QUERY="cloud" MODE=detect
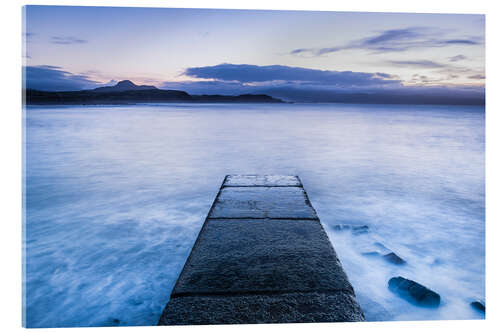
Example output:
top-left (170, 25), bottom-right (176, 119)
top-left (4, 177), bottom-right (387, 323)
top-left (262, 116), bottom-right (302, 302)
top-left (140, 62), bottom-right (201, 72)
top-left (291, 27), bottom-right (481, 56)
top-left (386, 58), bottom-right (483, 83)
top-left (443, 39), bottom-right (478, 45)
top-left (259, 85), bottom-right (484, 105)
top-left (467, 74), bottom-right (485, 80)
top-left (24, 62), bottom-right (483, 105)
top-left (160, 78), bottom-right (484, 105)
top-left (50, 36), bottom-right (88, 45)
top-left (183, 63), bottom-right (401, 87)
top-left (38, 65), bottom-right (62, 69)
top-left (374, 72), bottom-right (395, 79)
top-left (103, 79), bottom-right (119, 86)
top-left (386, 60), bottom-right (445, 68)
top-left (263, 84), bottom-right (472, 103)
top-left (449, 55), bottom-right (467, 62)
top-left (164, 63), bottom-right (484, 105)
top-left (161, 80), bottom-right (250, 95)
top-left (24, 65), bottom-right (102, 91)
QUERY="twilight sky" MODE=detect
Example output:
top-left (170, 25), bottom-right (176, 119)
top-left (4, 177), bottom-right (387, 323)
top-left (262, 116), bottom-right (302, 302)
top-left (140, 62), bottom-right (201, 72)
top-left (23, 5), bottom-right (485, 101)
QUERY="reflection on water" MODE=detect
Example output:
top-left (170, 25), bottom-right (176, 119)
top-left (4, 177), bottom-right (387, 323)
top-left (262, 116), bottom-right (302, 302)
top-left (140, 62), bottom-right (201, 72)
top-left (24, 103), bottom-right (485, 327)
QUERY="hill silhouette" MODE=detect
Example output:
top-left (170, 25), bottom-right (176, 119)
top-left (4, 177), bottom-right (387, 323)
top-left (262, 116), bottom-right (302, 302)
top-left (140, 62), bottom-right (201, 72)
top-left (93, 80), bottom-right (159, 92)
top-left (24, 80), bottom-right (284, 105)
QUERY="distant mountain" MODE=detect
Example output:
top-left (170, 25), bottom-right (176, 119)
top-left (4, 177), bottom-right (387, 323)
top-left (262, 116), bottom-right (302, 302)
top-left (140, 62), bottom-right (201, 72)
top-left (23, 81), bottom-right (285, 105)
top-left (93, 80), bottom-right (159, 92)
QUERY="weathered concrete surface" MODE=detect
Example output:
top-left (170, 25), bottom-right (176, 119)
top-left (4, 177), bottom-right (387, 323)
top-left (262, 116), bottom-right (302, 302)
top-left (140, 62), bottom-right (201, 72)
top-left (158, 175), bottom-right (364, 325)
top-left (224, 175), bottom-right (301, 187)
top-left (209, 187), bottom-right (318, 219)
top-left (160, 292), bottom-right (364, 325)
top-left (172, 219), bottom-right (353, 295)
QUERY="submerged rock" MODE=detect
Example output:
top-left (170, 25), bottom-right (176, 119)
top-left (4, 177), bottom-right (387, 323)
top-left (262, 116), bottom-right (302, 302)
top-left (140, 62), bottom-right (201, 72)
top-left (361, 251), bottom-right (382, 257)
top-left (470, 300), bottom-right (485, 313)
top-left (352, 225), bottom-right (370, 235)
top-left (360, 242), bottom-right (407, 265)
top-left (383, 252), bottom-right (406, 265)
top-left (388, 276), bottom-right (440, 307)
top-left (332, 224), bottom-right (352, 231)
top-left (373, 242), bottom-right (390, 253)
top-left (332, 224), bottom-right (369, 235)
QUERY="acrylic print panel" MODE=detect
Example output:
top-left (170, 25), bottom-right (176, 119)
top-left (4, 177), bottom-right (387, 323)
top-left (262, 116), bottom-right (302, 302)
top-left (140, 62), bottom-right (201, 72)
top-left (22, 5), bottom-right (485, 328)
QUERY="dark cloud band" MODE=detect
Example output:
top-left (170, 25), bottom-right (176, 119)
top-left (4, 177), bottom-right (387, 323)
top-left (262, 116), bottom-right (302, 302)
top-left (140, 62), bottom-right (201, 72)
top-left (184, 63), bottom-right (400, 87)
top-left (50, 36), bottom-right (88, 45)
top-left (24, 65), bottom-right (100, 91)
top-left (291, 27), bottom-right (481, 56)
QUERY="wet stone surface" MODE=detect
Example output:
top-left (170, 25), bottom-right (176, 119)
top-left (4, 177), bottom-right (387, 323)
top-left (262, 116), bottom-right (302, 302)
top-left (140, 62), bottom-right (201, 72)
top-left (160, 292), bottom-right (364, 325)
top-left (224, 175), bottom-right (301, 187)
top-left (172, 219), bottom-right (353, 296)
top-left (209, 186), bottom-right (318, 219)
top-left (159, 175), bottom-right (364, 325)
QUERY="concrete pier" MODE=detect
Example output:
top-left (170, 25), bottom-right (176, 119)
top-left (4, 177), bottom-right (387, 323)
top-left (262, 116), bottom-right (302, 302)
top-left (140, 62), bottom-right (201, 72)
top-left (158, 175), bottom-right (364, 325)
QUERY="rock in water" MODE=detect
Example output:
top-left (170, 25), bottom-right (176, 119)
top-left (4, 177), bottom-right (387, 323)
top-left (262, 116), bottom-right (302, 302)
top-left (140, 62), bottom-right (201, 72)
top-left (361, 251), bottom-right (382, 257)
top-left (332, 224), bottom-right (352, 231)
top-left (383, 252), bottom-right (406, 265)
top-left (470, 300), bottom-right (485, 313)
top-left (352, 225), bottom-right (370, 235)
top-left (388, 276), bottom-right (440, 307)
top-left (374, 242), bottom-right (390, 253)
top-left (332, 224), bottom-right (369, 235)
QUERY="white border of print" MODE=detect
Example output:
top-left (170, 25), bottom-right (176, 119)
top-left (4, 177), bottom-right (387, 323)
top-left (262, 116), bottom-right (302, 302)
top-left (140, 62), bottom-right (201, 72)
top-left (1, 1), bottom-right (497, 333)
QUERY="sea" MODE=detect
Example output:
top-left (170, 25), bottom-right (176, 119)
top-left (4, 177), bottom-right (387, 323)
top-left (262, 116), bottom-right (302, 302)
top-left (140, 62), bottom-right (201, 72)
top-left (23, 103), bottom-right (485, 327)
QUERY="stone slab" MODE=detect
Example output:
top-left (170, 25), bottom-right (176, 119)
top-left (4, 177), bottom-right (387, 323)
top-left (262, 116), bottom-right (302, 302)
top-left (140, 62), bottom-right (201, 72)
top-left (159, 175), bottom-right (364, 325)
top-left (208, 187), bottom-right (317, 219)
top-left (158, 291), bottom-right (365, 325)
top-left (172, 219), bottom-right (352, 296)
top-left (224, 175), bottom-right (301, 187)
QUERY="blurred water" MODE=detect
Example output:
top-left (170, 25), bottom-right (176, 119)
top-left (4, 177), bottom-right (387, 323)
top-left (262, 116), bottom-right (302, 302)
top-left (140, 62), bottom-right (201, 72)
top-left (23, 103), bottom-right (485, 327)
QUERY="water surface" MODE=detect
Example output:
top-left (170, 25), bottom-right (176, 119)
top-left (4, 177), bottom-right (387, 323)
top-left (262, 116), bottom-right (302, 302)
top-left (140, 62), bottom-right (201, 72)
top-left (24, 103), bottom-right (485, 327)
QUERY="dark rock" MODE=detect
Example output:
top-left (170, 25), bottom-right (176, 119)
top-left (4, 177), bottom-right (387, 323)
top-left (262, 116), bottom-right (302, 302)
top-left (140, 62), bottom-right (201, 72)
top-left (352, 225), bottom-right (370, 235)
top-left (470, 300), bottom-right (485, 313)
top-left (332, 224), bottom-right (369, 235)
top-left (361, 250), bottom-right (406, 265)
top-left (332, 224), bottom-right (352, 231)
top-left (383, 252), bottom-right (406, 265)
top-left (388, 276), bottom-right (440, 307)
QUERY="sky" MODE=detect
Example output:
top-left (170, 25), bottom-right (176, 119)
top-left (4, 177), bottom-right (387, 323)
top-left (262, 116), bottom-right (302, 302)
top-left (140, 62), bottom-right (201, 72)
top-left (23, 5), bottom-right (485, 102)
